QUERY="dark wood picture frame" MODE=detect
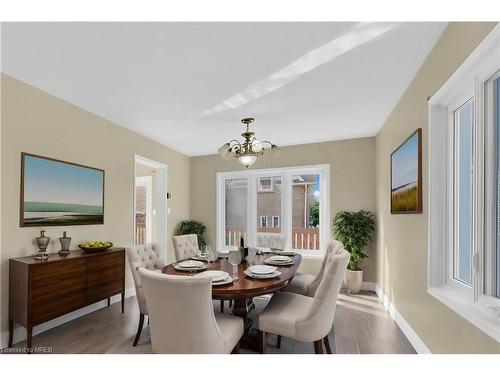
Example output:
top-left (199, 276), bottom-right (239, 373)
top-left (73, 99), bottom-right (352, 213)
top-left (390, 128), bottom-right (422, 214)
top-left (20, 152), bottom-right (105, 227)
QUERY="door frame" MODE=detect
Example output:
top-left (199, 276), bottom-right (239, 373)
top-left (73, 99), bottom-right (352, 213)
top-left (134, 155), bottom-right (168, 263)
top-left (135, 175), bottom-right (153, 244)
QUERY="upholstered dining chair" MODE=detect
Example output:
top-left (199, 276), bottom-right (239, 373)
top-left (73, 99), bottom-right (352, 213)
top-left (125, 243), bottom-right (165, 346)
top-left (283, 240), bottom-right (343, 297)
top-left (259, 248), bottom-right (349, 354)
top-left (139, 268), bottom-right (244, 354)
top-left (172, 234), bottom-right (200, 261)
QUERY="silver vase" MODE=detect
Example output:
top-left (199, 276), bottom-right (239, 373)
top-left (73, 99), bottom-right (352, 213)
top-left (58, 231), bottom-right (71, 256)
top-left (34, 230), bottom-right (50, 260)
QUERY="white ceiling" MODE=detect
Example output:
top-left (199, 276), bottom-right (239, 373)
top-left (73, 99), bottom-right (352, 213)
top-left (1, 22), bottom-right (446, 156)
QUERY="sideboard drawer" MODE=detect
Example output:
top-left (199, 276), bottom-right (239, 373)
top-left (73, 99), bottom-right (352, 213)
top-left (87, 252), bottom-right (124, 273)
top-left (31, 291), bottom-right (87, 325)
top-left (32, 274), bottom-right (87, 302)
top-left (87, 278), bottom-right (123, 301)
top-left (31, 259), bottom-right (87, 287)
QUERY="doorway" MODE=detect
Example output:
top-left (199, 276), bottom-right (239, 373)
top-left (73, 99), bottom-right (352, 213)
top-left (134, 155), bottom-right (168, 263)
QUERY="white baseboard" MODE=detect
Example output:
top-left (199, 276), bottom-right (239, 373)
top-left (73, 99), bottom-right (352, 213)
top-left (371, 283), bottom-right (431, 354)
top-left (0, 288), bottom-right (136, 349)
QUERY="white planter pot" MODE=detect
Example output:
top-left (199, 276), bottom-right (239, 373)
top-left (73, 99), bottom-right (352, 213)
top-left (344, 270), bottom-right (363, 294)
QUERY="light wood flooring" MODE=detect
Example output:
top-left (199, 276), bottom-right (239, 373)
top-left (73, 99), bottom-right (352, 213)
top-left (8, 290), bottom-right (416, 354)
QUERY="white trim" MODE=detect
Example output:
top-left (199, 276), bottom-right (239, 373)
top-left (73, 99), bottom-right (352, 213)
top-left (371, 284), bottom-right (432, 354)
top-left (0, 288), bottom-right (136, 349)
top-left (134, 155), bottom-right (168, 263)
top-left (428, 24), bottom-right (500, 343)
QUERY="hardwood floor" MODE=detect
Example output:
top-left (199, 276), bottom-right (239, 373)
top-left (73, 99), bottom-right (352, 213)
top-left (9, 290), bottom-right (416, 354)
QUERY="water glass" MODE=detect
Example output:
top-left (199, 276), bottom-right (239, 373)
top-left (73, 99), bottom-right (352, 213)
top-left (247, 247), bottom-right (257, 265)
top-left (228, 250), bottom-right (242, 279)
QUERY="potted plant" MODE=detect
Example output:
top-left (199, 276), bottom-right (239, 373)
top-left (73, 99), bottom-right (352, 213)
top-left (332, 210), bottom-right (375, 293)
top-left (175, 220), bottom-right (207, 248)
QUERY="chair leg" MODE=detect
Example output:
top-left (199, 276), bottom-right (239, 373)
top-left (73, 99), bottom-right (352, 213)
top-left (314, 340), bottom-right (324, 354)
top-left (133, 313), bottom-right (145, 347)
top-left (323, 335), bottom-right (332, 354)
top-left (229, 300), bottom-right (233, 308)
top-left (261, 331), bottom-right (266, 354)
top-left (277, 335), bottom-right (282, 348)
top-left (231, 342), bottom-right (240, 354)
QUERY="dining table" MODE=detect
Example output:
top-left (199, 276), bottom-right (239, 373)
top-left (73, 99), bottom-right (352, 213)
top-left (162, 252), bottom-right (302, 352)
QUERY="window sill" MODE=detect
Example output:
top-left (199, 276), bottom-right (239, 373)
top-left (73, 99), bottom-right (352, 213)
top-left (428, 285), bottom-right (500, 342)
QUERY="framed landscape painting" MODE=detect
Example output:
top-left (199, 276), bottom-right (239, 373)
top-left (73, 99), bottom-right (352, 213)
top-left (390, 129), bottom-right (422, 214)
top-left (20, 153), bottom-right (105, 226)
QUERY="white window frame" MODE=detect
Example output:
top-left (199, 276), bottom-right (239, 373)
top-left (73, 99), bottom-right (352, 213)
top-left (272, 215), bottom-right (280, 228)
top-left (257, 177), bottom-right (274, 192)
top-left (428, 24), bottom-right (500, 342)
top-left (260, 215), bottom-right (268, 228)
top-left (216, 164), bottom-right (330, 258)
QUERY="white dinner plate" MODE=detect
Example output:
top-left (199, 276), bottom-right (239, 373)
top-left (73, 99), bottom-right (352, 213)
top-left (244, 269), bottom-right (282, 279)
top-left (174, 263), bottom-right (207, 272)
top-left (264, 258), bottom-right (294, 266)
top-left (212, 276), bottom-right (234, 286)
top-left (274, 251), bottom-right (295, 256)
top-left (196, 270), bottom-right (228, 282)
top-left (176, 260), bottom-right (204, 268)
top-left (257, 247), bottom-right (272, 254)
top-left (247, 264), bottom-right (277, 275)
top-left (267, 255), bottom-right (290, 262)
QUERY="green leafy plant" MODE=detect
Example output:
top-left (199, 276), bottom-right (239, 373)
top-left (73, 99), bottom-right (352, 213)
top-left (175, 220), bottom-right (207, 247)
top-left (309, 201), bottom-right (320, 227)
top-left (332, 210), bottom-right (375, 271)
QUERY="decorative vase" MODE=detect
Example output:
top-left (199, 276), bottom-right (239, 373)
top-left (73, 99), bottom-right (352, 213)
top-left (34, 230), bottom-right (50, 260)
top-left (344, 270), bottom-right (363, 294)
top-left (58, 231), bottom-right (71, 256)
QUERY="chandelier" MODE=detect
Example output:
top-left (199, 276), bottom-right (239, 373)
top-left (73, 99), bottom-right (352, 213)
top-left (217, 118), bottom-right (279, 167)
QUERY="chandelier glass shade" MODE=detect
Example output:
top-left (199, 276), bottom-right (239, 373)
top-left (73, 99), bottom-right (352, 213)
top-left (217, 118), bottom-right (279, 167)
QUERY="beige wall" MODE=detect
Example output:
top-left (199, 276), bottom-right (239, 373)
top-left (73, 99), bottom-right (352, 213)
top-left (0, 74), bottom-right (191, 333)
top-left (190, 138), bottom-right (376, 279)
top-left (375, 22), bottom-right (499, 353)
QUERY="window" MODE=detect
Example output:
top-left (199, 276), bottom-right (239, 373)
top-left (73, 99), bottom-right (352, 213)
top-left (272, 215), bottom-right (280, 228)
top-left (452, 98), bottom-right (474, 286)
top-left (224, 178), bottom-right (247, 247)
top-left (428, 25), bottom-right (500, 342)
top-left (217, 164), bottom-right (330, 255)
top-left (260, 216), bottom-right (268, 227)
top-left (257, 177), bottom-right (274, 192)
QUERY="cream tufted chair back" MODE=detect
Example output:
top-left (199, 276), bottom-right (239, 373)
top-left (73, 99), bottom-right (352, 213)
top-left (256, 235), bottom-right (287, 249)
top-left (125, 243), bottom-right (165, 314)
top-left (139, 268), bottom-right (244, 353)
top-left (306, 240), bottom-right (344, 296)
top-left (295, 249), bottom-right (349, 342)
top-left (172, 234), bottom-right (200, 261)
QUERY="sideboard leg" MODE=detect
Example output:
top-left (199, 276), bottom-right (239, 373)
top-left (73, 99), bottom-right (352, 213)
top-left (27, 326), bottom-right (33, 352)
top-left (8, 319), bottom-right (14, 347)
top-left (121, 291), bottom-right (125, 313)
top-left (107, 297), bottom-right (111, 306)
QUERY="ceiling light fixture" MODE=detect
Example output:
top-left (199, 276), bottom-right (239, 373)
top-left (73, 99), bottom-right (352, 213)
top-left (218, 118), bottom-right (279, 167)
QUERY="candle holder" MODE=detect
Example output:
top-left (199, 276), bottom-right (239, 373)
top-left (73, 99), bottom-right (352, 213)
top-left (58, 231), bottom-right (71, 256)
top-left (34, 230), bottom-right (50, 260)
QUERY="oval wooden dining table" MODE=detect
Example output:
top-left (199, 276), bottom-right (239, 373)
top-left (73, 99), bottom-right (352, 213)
top-left (162, 253), bottom-right (302, 352)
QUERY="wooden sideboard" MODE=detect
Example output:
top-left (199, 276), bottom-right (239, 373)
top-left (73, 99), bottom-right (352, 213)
top-left (9, 248), bottom-right (125, 349)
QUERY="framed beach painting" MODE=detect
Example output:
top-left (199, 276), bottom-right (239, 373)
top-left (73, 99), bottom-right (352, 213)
top-left (20, 153), bottom-right (105, 226)
top-left (390, 129), bottom-right (422, 214)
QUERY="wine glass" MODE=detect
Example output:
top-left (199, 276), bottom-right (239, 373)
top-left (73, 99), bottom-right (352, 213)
top-left (228, 250), bottom-right (242, 280)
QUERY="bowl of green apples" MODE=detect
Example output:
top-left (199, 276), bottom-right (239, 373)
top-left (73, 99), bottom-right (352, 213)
top-left (79, 241), bottom-right (113, 253)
